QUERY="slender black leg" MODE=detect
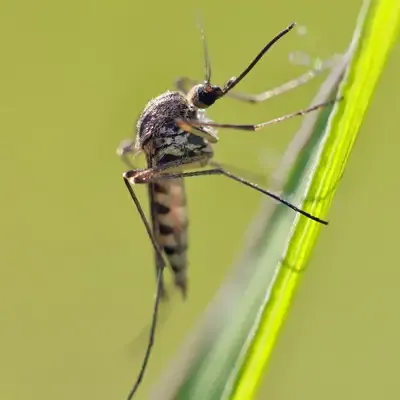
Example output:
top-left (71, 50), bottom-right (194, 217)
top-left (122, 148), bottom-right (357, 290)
top-left (123, 157), bottom-right (209, 399)
top-left (129, 166), bottom-right (328, 225)
top-left (123, 175), bottom-right (166, 400)
top-left (123, 177), bottom-right (165, 260)
top-left (177, 97), bottom-right (341, 132)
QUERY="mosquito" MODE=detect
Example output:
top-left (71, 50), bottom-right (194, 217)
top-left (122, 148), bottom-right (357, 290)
top-left (118, 21), bottom-right (340, 399)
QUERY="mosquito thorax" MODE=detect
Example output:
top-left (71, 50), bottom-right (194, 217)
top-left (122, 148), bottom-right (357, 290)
top-left (187, 83), bottom-right (223, 109)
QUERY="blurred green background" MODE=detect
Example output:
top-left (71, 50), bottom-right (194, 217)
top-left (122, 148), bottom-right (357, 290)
top-left (0, 0), bottom-right (399, 399)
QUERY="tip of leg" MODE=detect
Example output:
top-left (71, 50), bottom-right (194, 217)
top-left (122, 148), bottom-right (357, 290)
top-left (174, 276), bottom-right (188, 300)
top-left (160, 287), bottom-right (169, 301)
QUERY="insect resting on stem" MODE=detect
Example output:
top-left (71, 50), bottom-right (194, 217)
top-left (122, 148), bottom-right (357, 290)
top-left (117, 20), bottom-right (341, 399)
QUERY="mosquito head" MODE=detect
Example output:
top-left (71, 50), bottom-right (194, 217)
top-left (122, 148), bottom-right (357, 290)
top-left (189, 22), bottom-right (296, 107)
top-left (187, 83), bottom-right (223, 109)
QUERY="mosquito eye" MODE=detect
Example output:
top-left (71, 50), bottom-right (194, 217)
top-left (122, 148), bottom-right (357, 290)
top-left (197, 86), bottom-right (222, 107)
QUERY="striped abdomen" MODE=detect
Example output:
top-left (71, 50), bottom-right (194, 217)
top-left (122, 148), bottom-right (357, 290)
top-left (149, 178), bottom-right (188, 297)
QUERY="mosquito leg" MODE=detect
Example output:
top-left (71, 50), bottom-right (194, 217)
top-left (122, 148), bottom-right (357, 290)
top-left (177, 97), bottom-right (341, 132)
top-left (123, 173), bottom-right (168, 400)
top-left (175, 76), bottom-right (199, 94)
top-left (225, 58), bottom-right (334, 103)
top-left (117, 139), bottom-right (139, 169)
top-left (122, 175), bottom-right (167, 294)
top-left (210, 164), bottom-right (328, 225)
top-left (175, 119), bottom-right (219, 143)
top-left (123, 156), bottom-right (210, 184)
top-left (131, 167), bottom-right (328, 225)
top-left (126, 264), bottom-right (163, 400)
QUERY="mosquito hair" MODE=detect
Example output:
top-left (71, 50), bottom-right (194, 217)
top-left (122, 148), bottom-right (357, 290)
top-left (196, 12), bottom-right (212, 84)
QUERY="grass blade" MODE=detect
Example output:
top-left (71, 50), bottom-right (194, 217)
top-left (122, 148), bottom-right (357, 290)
top-left (231, 0), bottom-right (400, 397)
top-left (151, 1), bottom-right (400, 398)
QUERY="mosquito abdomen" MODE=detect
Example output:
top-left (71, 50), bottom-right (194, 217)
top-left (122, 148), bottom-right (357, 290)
top-left (152, 178), bottom-right (188, 297)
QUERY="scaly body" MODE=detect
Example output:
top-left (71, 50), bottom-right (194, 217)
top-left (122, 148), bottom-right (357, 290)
top-left (136, 91), bottom-right (214, 296)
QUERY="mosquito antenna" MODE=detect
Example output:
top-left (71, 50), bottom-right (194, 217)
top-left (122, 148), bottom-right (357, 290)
top-left (221, 22), bottom-right (296, 96)
top-left (196, 12), bottom-right (212, 84)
